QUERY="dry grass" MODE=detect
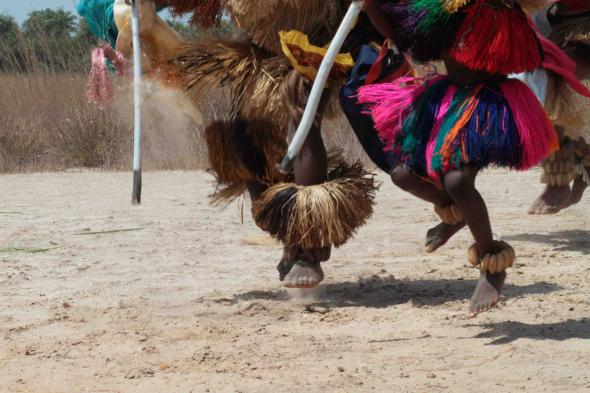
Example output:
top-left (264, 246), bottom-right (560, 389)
top-left (0, 72), bottom-right (369, 173)
top-left (0, 73), bottom-right (126, 171)
top-left (0, 72), bottom-right (211, 172)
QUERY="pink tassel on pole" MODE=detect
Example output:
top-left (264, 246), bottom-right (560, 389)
top-left (88, 47), bottom-right (111, 107)
top-left (102, 42), bottom-right (128, 77)
top-left (87, 42), bottom-right (128, 107)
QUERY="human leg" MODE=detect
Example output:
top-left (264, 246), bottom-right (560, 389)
top-left (567, 138), bottom-right (590, 206)
top-left (443, 167), bottom-right (508, 316)
top-left (282, 118), bottom-right (330, 288)
top-left (529, 140), bottom-right (576, 214)
top-left (390, 164), bottom-right (466, 252)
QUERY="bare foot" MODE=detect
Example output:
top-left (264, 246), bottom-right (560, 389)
top-left (424, 221), bottom-right (466, 253)
top-left (469, 271), bottom-right (506, 317)
top-left (528, 185), bottom-right (572, 215)
top-left (283, 260), bottom-right (324, 289)
top-left (277, 257), bottom-right (295, 282)
top-left (277, 247), bottom-right (299, 281)
top-left (566, 172), bottom-right (588, 207)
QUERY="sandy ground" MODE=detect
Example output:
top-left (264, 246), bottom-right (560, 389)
top-left (0, 169), bottom-right (589, 393)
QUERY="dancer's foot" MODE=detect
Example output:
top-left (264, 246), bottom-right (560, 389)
top-left (424, 221), bottom-right (466, 253)
top-left (528, 185), bottom-right (572, 215)
top-left (469, 271), bottom-right (506, 317)
top-left (566, 172), bottom-right (589, 207)
top-left (283, 259), bottom-right (324, 289)
top-left (277, 256), bottom-right (296, 282)
top-left (277, 247), bottom-right (299, 281)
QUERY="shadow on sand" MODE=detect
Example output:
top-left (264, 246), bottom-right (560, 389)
top-left (226, 276), bottom-right (562, 310)
top-left (467, 318), bottom-right (590, 345)
top-left (503, 230), bottom-right (590, 255)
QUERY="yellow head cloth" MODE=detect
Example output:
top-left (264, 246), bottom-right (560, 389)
top-left (279, 30), bottom-right (354, 82)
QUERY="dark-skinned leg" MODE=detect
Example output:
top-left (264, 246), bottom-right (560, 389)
top-left (391, 165), bottom-right (451, 205)
top-left (529, 128), bottom-right (573, 214)
top-left (568, 136), bottom-right (590, 206)
top-left (567, 170), bottom-right (589, 206)
top-left (443, 167), bottom-right (505, 317)
top-left (282, 120), bottom-right (330, 288)
top-left (528, 184), bottom-right (573, 214)
top-left (247, 180), bottom-right (297, 280)
top-left (391, 164), bottom-right (466, 252)
top-left (247, 178), bottom-right (329, 283)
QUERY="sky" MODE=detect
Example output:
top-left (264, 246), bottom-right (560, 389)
top-left (0, 0), bottom-right (176, 24)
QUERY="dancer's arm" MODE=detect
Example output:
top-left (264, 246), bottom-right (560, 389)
top-left (363, 0), bottom-right (396, 40)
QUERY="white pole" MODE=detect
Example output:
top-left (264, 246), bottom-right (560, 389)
top-left (131, 0), bottom-right (143, 204)
top-left (278, 1), bottom-right (364, 173)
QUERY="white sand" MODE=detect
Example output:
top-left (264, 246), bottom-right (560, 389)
top-left (0, 169), bottom-right (589, 392)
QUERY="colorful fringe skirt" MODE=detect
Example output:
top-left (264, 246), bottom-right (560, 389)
top-left (357, 75), bottom-right (559, 184)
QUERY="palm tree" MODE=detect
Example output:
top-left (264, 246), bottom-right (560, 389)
top-left (22, 9), bottom-right (77, 38)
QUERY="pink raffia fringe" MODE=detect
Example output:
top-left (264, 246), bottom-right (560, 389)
top-left (358, 73), bottom-right (559, 172)
top-left (425, 85), bottom-right (457, 182)
top-left (87, 42), bottom-right (128, 107)
top-left (357, 75), bottom-right (444, 151)
top-left (500, 78), bottom-right (559, 169)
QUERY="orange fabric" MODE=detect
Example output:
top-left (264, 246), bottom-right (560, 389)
top-left (440, 89), bottom-right (481, 165)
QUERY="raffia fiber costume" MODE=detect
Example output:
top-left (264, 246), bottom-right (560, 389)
top-left (358, 0), bottom-right (561, 274)
top-left (178, 0), bottom-right (378, 279)
top-left (531, 1), bottom-right (590, 191)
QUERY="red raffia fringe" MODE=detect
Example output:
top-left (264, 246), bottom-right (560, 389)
top-left (450, 0), bottom-right (543, 75)
top-left (500, 79), bottom-right (559, 170)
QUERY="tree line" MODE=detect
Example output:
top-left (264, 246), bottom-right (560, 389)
top-left (0, 9), bottom-right (97, 72)
top-left (0, 8), bottom-right (225, 73)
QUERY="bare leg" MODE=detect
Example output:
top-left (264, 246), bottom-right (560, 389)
top-left (293, 122), bottom-right (328, 185)
top-left (282, 246), bottom-right (330, 288)
top-left (567, 170), bottom-right (589, 207)
top-left (443, 168), bottom-right (506, 317)
top-left (391, 165), bottom-right (466, 252)
top-left (424, 221), bottom-right (466, 253)
top-left (282, 122), bottom-right (329, 288)
top-left (282, 86), bottom-right (331, 288)
top-left (529, 130), bottom-right (574, 214)
top-left (528, 185), bottom-right (572, 215)
top-left (277, 246), bottom-right (297, 281)
top-left (391, 164), bottom-right (452, 206)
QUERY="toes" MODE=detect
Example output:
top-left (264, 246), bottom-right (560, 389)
top-left (283, 272), bottom-right (320, 288)
top-left (540, 206), bottom-right (560, 215)
top-left (528, 199), bottom-right (562, 215)
top-left (424, 242), bottom-right (440, 253)
top-left (469, 299), bottom-right (498, 317)
top-left (529, 205), bottom-right (556, 215)
top-left (424, 235), bottom-right (442, 253)
top-left (469, 305), bottom-right (485, 318)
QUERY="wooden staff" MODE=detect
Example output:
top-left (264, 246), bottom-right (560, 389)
top-left (130, 0), bottom-right (143, 204)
